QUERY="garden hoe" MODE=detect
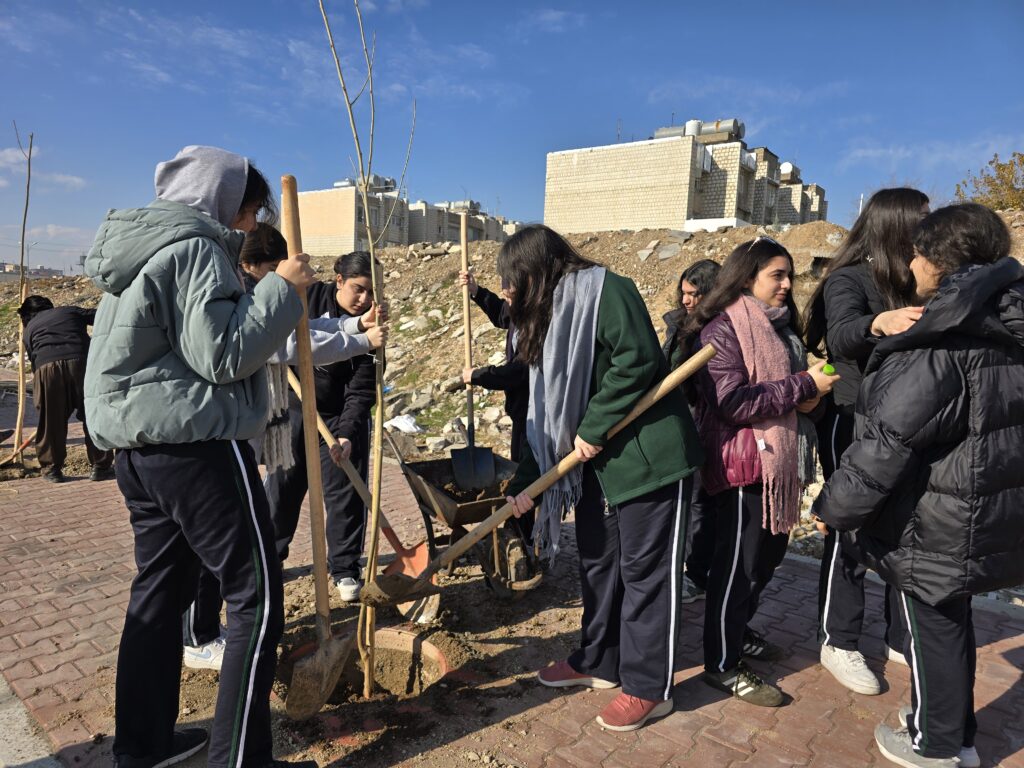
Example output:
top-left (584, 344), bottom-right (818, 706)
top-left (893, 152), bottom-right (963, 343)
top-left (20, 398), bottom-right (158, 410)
top-left (361, 344), bottom-right (717, 608)
top-left (280, 175), bottom-right (355, 721)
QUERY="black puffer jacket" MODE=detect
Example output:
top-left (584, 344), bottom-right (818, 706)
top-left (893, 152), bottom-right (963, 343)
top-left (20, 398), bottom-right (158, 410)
top-left (813, 257), bottom-right (1024, 605)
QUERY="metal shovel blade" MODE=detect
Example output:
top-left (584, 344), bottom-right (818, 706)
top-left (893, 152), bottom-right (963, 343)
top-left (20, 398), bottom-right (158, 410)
top-left (285, 622), bottom-right (356, 720)
top-left (451, 444), bottom-right (496, 491)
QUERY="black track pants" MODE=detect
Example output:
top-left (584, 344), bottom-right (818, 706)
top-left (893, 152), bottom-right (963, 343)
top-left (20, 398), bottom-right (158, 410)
top-left (114, 440), bottom-right (283, 768)
top-left (182, 565), bottom-right (222, 647)
top-left (684, 475), bottom-right (715, 590)
top-left (816, 403), bottom-right (906, 652)
top-left (703, 484), bottom-right (789, 673)
top-left (265, 405), bottom-right (368, 580)
top-left (569, 465), bottom-right (690, 701)
top-left (900, 592), bottom-right (977, 759)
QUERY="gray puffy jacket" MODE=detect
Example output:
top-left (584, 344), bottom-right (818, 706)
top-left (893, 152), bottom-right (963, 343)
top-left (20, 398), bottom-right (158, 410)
top-left (84, 198), bottom-right (302, 450)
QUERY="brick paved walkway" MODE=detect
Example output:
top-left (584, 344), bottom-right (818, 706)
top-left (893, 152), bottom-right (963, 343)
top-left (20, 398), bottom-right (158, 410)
top-left (1, 454), bottom-right (1023, 766)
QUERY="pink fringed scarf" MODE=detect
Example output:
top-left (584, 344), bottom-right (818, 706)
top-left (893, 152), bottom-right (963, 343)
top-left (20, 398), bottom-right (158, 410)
top-left (724, 295), bottom-right (801, 534)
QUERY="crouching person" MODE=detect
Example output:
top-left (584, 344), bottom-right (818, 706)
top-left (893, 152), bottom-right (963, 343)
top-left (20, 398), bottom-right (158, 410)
top-left (813, 203), bottom-right (1024, 768)
top-left (85, 146), bottom-right (317, 768)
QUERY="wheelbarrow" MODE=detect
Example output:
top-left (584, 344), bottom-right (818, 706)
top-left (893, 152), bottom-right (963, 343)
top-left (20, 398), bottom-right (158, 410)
top-left (383, 430), bottom-right (542, 615)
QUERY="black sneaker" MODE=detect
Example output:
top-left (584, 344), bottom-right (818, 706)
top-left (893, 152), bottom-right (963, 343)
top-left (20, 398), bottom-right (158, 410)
top-left (114, 728), bottom-right (208, 768)
top-left (702, 662), bottom-right (784, 707)
top-left (43, 468), bottom-right (65, 483)
top-left (742, 628), bottom-right (785, 661)
top-left (680, 574), bottom-right (706, 604)
top-left (90, 465), bottom-right (116, 481)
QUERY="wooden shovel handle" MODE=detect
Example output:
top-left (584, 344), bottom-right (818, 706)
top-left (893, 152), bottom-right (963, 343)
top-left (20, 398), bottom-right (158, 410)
top-left (281, 175), bottom-right (332, 644)
top-left (422, 344), bottom-right (717, 579)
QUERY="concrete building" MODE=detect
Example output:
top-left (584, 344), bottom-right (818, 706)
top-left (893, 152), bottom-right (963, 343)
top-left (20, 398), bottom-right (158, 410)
top-left (544, 118), bottom-right (827, 234)
top-left (298, 178), bottom-right (523, 259)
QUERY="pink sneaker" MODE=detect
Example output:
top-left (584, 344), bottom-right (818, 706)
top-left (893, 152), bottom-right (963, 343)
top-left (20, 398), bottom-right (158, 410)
top-left (596, 693), bottom-right (673, 731)
top-left (537, 660), bottom-right (618, 689)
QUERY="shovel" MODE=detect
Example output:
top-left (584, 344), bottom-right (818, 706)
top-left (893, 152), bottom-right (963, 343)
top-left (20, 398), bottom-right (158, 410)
top-left (280, 175), bottom-right (356, 721)
top-left (361, 344), bottom-right (717, 608)
top-left (285, 369), bottom-right (440, 623)
top-left (450, 212), bottom-right (496, 491)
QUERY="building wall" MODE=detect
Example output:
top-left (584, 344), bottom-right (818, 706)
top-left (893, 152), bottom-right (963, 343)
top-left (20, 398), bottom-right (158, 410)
top-left (751, 148), bottom-right (780, 225)
top-left (805, 184), bottom-right (827, 222)
top-left (544, 136), bottom-right (694, 233)
top-left (297, 187), bottom-right (359, 257)
top-left (776, 183), bottom-right (805, 225)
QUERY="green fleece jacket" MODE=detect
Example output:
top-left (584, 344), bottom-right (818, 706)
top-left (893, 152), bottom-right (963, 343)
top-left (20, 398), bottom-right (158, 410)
top-left (84, 199), bottom-right (303, 450)
top-left (508, 271), bottom-right (703, 506)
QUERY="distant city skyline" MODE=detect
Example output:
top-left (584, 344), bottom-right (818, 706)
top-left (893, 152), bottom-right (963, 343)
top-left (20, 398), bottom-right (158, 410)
top-left (2, 0), bottom-right (1022, 269)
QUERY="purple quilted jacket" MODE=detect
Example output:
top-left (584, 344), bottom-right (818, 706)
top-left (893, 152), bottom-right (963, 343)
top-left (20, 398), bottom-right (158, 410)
top-left (694, 313), bottom-right (818, 494)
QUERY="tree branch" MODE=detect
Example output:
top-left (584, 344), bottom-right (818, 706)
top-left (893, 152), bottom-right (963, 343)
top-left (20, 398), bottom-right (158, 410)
top-left (375, 99), bottom-right (416, 247)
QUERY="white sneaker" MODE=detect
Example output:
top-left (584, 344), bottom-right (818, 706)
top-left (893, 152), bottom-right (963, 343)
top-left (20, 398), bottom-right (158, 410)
top-left (898, 705), bottom-right (980, 767)
top-left (888, 645), bottom-right (909, 667)
top-left (820, 644), bottom-right (881, 695)
top-left (336, 577), bottom-right (361, 602)
top-left (183, 637), bottom-right (225, 671)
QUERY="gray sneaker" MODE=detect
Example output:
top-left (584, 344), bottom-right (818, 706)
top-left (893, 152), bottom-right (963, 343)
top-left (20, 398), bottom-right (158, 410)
top-left (680, 574), bottom-right (706, 604)
top-left (702, 662), bottom-right (784, 707)
top-left (898, 706), bottom-right (979, 768)
top-left (874, 723), bottom-right (960, 767)
top-left (820, 644), bottom-right (881, 695)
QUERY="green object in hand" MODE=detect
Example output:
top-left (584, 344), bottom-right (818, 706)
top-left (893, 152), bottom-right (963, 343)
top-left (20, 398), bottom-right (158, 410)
top-left (822, 364), bottom-right (836, 375)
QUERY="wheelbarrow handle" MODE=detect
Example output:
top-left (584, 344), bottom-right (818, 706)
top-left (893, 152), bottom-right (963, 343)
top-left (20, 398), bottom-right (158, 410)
top-left (419, 344), bottom-right (717, 581)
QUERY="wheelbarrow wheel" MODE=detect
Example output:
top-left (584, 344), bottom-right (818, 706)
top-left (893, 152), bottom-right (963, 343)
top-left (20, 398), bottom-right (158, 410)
top-left (474, 524), bottom-right (539, 602)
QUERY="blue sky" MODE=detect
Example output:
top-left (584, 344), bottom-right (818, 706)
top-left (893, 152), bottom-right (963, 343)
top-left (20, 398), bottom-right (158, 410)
top-left (2, 0), bottom-right (1022, 270)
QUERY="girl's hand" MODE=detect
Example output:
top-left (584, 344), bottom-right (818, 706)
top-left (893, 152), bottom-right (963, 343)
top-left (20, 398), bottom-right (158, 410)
top-left (360, 301), bottom-right (388, 330)
top-left (871, 306), bottom-right (924, 337)
top-left (574, 435), bottom-right (602, 462)
top-left (458, 270), bottom-right (479, 297)
top-left (365, 324), bottom-right (388, 349)
top-left (807, 360), bottom-right (840, 395)
top-left (329, 438), bottom-right (352, 466)
top-left (462, 367), bottom-right (475, 384)
top-left (276, 253), bottom-right (316, 289)
top-left (505, 492), bottom-right (534, 518)
top-left (813, 516), bottom-right (829, 535)
top-left (796, 395), bottom-right (821, 414)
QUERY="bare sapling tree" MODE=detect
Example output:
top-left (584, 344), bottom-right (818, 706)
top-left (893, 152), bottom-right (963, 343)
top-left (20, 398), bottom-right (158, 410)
top-left (319, 0), bottom-right (416, 699)
top-left (4, 122), bottom-right (35, 467)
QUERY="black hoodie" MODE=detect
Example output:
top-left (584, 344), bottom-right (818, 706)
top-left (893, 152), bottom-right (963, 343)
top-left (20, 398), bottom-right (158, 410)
top-left (813, 257), bottom-right (1024, 605)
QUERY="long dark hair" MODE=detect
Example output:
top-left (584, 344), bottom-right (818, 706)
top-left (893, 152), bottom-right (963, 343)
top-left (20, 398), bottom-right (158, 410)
top-left (240, 164), bottom-right (277, 225)
top-left (675, 259), bottom-right (721, 309)
top-left (804, 187), bottom-right (928, 355)
top-left (240, 222), bottom-right (287, 266)
top-left (679, 237), bottom-right (801, 352)
top-left (496, 224), bottom-right (599, 365)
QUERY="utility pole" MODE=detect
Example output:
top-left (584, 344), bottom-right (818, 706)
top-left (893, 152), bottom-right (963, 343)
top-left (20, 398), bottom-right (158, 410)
top-left (858, 193), bottom-right (864, 215)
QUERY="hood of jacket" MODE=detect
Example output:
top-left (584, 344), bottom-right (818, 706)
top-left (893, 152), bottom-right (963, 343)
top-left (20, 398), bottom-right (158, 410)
top-left (867, 257), bottom-right (1024, 373)
top-left (154, 145), bottom-right (249, 228)
top-left (85, 199), bottom-right (245, 297)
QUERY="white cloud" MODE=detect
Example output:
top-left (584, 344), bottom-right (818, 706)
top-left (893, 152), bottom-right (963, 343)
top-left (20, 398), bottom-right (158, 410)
top-left (837, 133), bottom-right (1024, 175)
top-left (37, 173), bottom-right (87, 190)
top-left (647, 76), bottom-right (849, 107)
top-left (0, 146), bottom-right (37, 172)
top-left (0, 177), bottom-right (8, 188)
top-left (512, 9), bottom-right (587, 38)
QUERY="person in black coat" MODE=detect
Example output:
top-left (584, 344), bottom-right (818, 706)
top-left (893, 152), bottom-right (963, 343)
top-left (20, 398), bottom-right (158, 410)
top-left (663, 259), bottom-right (720, 602)
top-left (266, 251), bottom-right (382, 602)
top-left (17, 295), bottom-right (113, 482)
top-left (457, 268), bottom-right (533, 541)
top-left (803, 188), bottom-right (929, 694)
top-left (813, 203), bottom-right (1024, 768)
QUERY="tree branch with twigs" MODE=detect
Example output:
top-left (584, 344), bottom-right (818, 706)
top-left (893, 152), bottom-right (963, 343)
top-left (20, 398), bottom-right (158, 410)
top-left (3, 122), bottom-right (34, 467)
top-left (319, 0), bottom-right (416, 699)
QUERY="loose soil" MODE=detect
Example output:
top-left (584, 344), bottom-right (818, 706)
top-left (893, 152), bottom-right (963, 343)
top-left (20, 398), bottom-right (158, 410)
top-left (170, 538), bottom-right (584, 767)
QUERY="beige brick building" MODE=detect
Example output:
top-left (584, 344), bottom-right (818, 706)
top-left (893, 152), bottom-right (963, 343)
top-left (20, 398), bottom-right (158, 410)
top-left (544, 119), bottom-right (827, 233)
top-left (298, 178), bottom-right (522, 259)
